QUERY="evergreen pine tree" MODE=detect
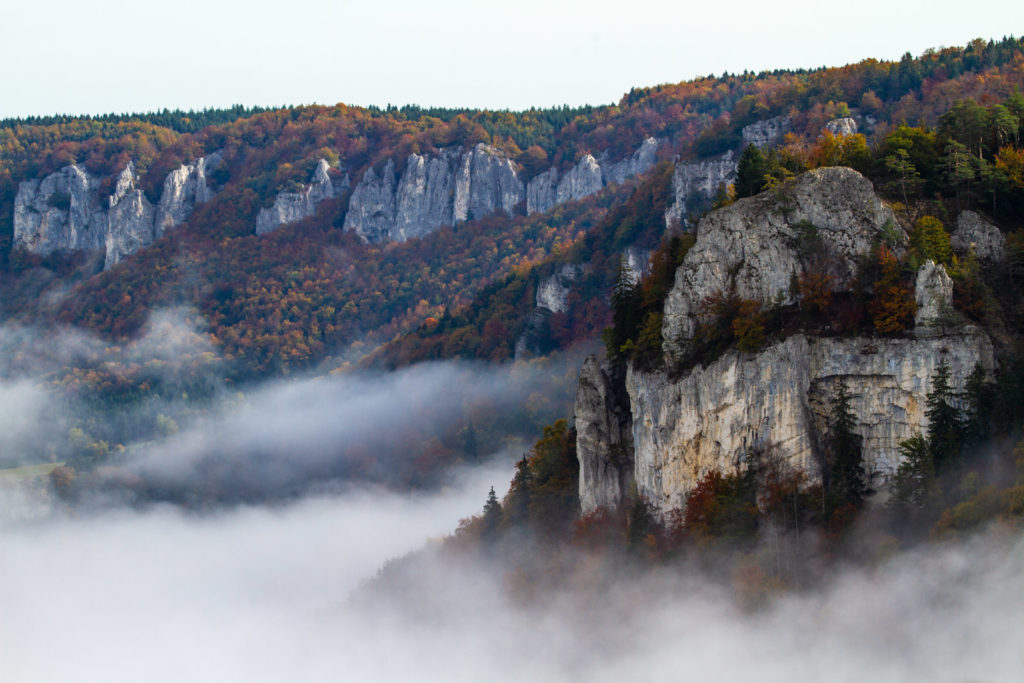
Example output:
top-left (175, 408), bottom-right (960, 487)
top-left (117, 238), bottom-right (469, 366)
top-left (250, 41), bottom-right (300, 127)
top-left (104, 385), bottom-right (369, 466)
top-left (926, 362), bottom-right (965, 473)
top-left (890, 433), bottom-right (934, 512)
top-left (481, 486), bottom-right (503, 541)
top-left (962, 362), bottom-right (994, 448)
top-left (500, 456), bottom-right (533, 530)
top-left (607, 257), bottom-right (642, 359)
top-left (828, 379), bottom-right (866, 507)
top-left (736, 144), bottom-right (769, 198)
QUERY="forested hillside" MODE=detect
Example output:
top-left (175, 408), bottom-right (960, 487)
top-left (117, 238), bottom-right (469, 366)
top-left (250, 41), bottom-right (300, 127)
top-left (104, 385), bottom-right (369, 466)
top-left (3, 38), bottom-right (1022, 380)
top-left (3, 37), bottom-right (1024, 504)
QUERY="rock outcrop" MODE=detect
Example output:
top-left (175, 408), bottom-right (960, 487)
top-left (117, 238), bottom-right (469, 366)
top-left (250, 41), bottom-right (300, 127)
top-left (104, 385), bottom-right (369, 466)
top-left (256, 159), bottom-right (345, 235)
top-left (394, 150), bottom-right (459, 240)
top-left (345, 138), bottom-right (661, 240)
top-left (454, 143), bottom-right (524, 222)
top-left (344, 144), bottom-right (522, 243)
top-left (526, 168), bottom-right (559, 215)
top-left (664, 152), bottom-right (737, 230)
top-left (602, 137), bottom-right (659, 185)
top-left (154, 153), bottom-right (221, 238)
top-left (951, 210), bottom-right (1005, 262)
top-left (527, 138), bottom-right (660, 215)
top-left (825, 117), bottom-right (858, 137)
top-left (914, 261), bottom-right (955, 332)
top-left (623, 247), bottom-right (652, 281)
top-left (105, 162), bottom-right (156, 269)
top-left (536, 264), bottom-right (584, 314)
top-left (343, 159), bottom-right (398, 243)
top-left (615, 331), bottom-right (993, 515)
top-left (555, 154), bottom-right (604, 206)
top-left (576, 356), bottom-right (634, 512)
top-left (662, 167), bottom-right (902, 354)
top-left (14, 153), bottom-right (222, 268)
top-left (741, 115), bottom-right (791, 148)
top-left (14, 165), bottom-right (106, 255)
top-left (576, 165), bottom-right (994, 516)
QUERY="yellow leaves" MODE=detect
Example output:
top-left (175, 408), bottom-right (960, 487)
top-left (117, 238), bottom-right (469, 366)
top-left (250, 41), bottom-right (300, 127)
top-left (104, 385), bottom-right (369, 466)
top-left (995, 146), bottom-right (1024, 188)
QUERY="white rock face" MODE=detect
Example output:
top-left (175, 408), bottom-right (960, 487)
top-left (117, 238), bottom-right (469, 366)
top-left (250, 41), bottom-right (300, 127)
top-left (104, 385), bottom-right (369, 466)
top-left (536, 264), bottom-right (583, 313)
top-left (576, 165), bottom-right (995, 516)
top-left (623, 246), bottom-right (651, 281)
top-left (523, 138), bottom-right (659, 216)
top-left (602, 137), bottom-right (659, 185)
top-left (664, 152), bottom-right (737, 230)
top-left (154, 152), bottom-right (221, 238)
top-left (952, 210), bottom-right (1006, 262)
top-left (453, 143), bottom-right (524, 222)
top-left (105, 162), bottom-right (156, 269)
top-left (14, 154), bottom-right (222, 267)
top-left (13, 164), bottom-right (106, 254)
top-left (526, 167), bottom-right (559, 215)
top-left (575, 355), bottom-right (634, 512)
top-left (741, 115), bottom-right (792, 148)
top-left (914, 261), bottom-right (954, 331)
top-left (618, 331), bottom-right (993, 515)
top-left (662, 167), bottom-right (902, 355)
top-left (394, 150), bottom-right (458, 240)
top-left (555, 154), bottom-right (603, 205)
top-left (343, 159), bottom-right (398, 243)
top-left (825, 117), bottom-right (858, 137)
top-left (344, 144), bottom-right (522, 243)
top-left (255, 159), bottom-right (344, 235)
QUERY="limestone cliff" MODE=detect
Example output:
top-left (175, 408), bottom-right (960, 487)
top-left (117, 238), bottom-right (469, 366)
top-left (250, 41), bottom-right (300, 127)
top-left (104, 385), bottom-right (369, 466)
top-left (951, 210), bottom-right (1006, 262)
top-left (345, 138), bottom-right (660, 241)
top-left (662, 167), bottom-right (901, 355)
top-left (395, 150), bottom-right (459, 240)
top-left (536, 264), bottom-right (584, 314)
top-left (454, 143), bottom-right (524, 222)
top-left (575, 166), bottom-right (995, 516)
top-left (530, 138), bottom-right (661, 215)
top-left (663, 152), bottom-right (737, 230)
top-left (154, 153), bottom-right (222, 237)
top-left (343, 159), bottom-right (398, 243)
top-left (344, 144), bottom-right (522, 243)
top-left (14, 165), bottom-right (106, 255)
top-left (576, 356), bottom-right (634, 512)
top-left (105, 163), bottom-right (156, 269)
top-left (618, 330), bottom-right (993, 514)
top-left (825, 117), bottom-right (858, 137)
top-left (14, 153), bottom-right (222, 268)
top-left (602, 137), bottom-right (659, 186)
top-left (256, 159), bottom-right (345, 235)
top-left (741, 115), bottom-right (791, 148)
top-left (526, 168), bottom-right (559, 215)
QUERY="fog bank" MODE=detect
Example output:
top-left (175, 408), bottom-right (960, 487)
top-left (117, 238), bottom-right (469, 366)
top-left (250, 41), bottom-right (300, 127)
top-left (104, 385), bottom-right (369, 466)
top-left (3, 470), bottom-right (1023, 682)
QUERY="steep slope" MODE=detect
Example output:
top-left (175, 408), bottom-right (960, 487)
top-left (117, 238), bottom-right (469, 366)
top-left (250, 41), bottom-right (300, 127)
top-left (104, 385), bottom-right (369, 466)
top-left (576, 168), bottom-right (998, 514)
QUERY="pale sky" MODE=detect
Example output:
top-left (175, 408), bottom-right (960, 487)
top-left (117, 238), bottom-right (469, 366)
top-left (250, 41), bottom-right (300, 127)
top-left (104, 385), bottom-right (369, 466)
top-left (0, 0), bottom-right (1020, 118)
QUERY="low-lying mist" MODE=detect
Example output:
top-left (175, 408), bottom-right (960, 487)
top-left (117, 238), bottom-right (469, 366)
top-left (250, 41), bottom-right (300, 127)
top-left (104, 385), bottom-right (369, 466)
top-left (0, 310), bottom-right (585, 500)
top-left (3, 312), bottom-right (1022, 681)
top-left (2, 466), bottom-right (1023, 683)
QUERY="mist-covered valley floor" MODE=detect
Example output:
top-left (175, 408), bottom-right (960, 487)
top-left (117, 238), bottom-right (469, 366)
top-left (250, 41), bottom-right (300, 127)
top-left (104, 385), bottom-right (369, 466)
top-left (3, 464), bottom-right (1024, 682)
top-left (1, 316), bottom-right (1023, 682)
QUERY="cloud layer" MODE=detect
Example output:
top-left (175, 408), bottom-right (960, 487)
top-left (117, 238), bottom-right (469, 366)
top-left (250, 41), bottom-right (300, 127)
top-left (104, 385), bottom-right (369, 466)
top-left (3, 468), bottom-right (1023, 682)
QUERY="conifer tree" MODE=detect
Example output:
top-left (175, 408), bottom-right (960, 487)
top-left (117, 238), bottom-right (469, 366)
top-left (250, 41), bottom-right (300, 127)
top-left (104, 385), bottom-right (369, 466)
top-left (481, 486), bottom-right (503, 541)
top-left (962, 362), bottom-right (994, 448)
top-left (500, 456), bottom-right (532, 530)
top-left (926, 362), bottom-right (965, 473)
top-left (828, 379), bottom-right (866, 507)
top-left (736, 144), bottom-right (769, 198)
top-left (606, 257), bottom-right (642, 359)
top-left (890, 433), bottom-right (934, 512)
